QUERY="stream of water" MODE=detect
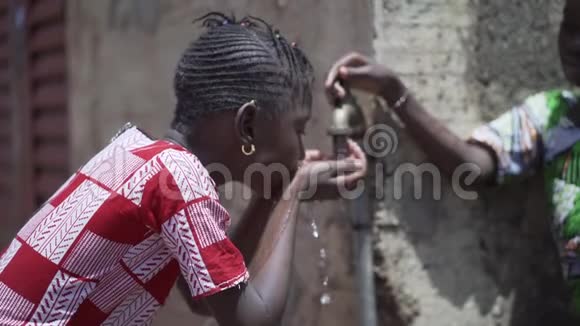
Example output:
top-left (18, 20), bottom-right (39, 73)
top-left (309, 215), bottom-right (332, 306)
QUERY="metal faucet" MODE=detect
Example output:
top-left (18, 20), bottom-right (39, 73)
top-left (328, 85), bottom-right (367, 158)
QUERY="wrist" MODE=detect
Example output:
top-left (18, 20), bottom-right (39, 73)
top-left (286, 172), bottom-right (307, 200)
top-left (381, 77), bottom-right (407, 108)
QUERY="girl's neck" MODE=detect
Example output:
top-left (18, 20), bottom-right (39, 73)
top-left (163, 128), bottom-right (192, 152)
top-left (163, 127), bottom-right (232, 186)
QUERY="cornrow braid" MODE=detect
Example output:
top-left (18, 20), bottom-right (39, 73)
top-left (292, 45), bottom-right (314, 108)
top-left (172, 12), bottom-right (314, 132)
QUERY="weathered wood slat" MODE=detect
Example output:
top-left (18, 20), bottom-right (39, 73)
top-left (29, 23), bottom-right (65, 53)
top-left (31, 52), bottom-right (66, 81)
top-left (31, 83), bottom-right (67, 110)
top-left (35, 142), bottom-right (68, 169)
top-left (28, 0), bottom-right (64, 27)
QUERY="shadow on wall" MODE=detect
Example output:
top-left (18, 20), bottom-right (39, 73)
top-left (466, 0), bottom-right (567, 120)
top-left (464, 0), bottom-right (574, 325)
top-left (374, 0), bottom-right (578, 325)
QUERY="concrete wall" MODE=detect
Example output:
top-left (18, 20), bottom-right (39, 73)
top-left (372, 0), bottom-right (571, 325)
top-left (67, 0), bottom-right (373, 325)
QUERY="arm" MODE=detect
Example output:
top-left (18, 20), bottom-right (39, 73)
top-left (204, 175), bottom-right (303, 326)
top-left (156, 148), bottom-right (364, 326)
top-left (229, 196), bottom-right (274, 266)
top-left (383, 79), bottom-right (496, 182)
top-left (226, 149), bottom-right (333, 264)
top-left (171, 180), bottom-right (301, 325)
top-left (204, 157), bottom-right (364, 326)
top-left (325, 53), bottom-right (497, 184)
top-left (178, 150), bottom-right (332, 317)
top-left (178, 197), bottom-right (272, 317)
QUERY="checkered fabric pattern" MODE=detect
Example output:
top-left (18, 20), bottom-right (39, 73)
top-left (0, 126), bottom-right (248, 325)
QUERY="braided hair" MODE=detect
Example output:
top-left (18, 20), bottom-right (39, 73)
top-left (172, 13), bottom-right (314, 131)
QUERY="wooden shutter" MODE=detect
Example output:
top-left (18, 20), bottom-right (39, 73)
top-left (0, 1), bottom-right (10, 216)
top-left (28, 0), bottom-right (69, 207)
top-left (2, 0), bottom-right (69, 226)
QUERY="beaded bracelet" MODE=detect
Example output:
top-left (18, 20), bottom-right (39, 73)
top-left (391, 90), bottom-right (410, 110)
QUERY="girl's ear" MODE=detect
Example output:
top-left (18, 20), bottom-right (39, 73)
top-left (234, 100), bottom-right (258, 145)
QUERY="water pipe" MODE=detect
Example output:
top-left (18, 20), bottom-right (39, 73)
top-left (328, 86), bottom-right (378, 326)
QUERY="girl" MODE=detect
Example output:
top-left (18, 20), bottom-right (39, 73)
top-left (0, 13), bottom-right (366, 326)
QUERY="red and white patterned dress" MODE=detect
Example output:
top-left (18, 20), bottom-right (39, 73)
top-left (0, 126), bottom-right (249, 325)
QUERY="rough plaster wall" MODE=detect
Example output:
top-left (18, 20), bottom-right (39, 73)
top-left (67, 0), bottom-right (373, 325)
top-left (372, 0), bottom-right (572, 325)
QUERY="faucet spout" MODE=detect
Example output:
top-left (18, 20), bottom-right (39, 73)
top-left (328, 86), bottom-right (367, 158)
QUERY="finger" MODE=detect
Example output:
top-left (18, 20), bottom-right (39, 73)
top-left (324, 53), bottom-right (367, 90)
top-left (325, 76), bottom-right (344, 105)
top-left (308, 160), bottom-right (356, 178)
top-left (325, 53), bottom-right (368, 103)
top-left (333, 81), bottom-right (346, 99)
top-left (304, 149), bottom-right (323, 162)
top-left (325, 63), bottom-right (344, 101)
top-left (325, 82), bottom-right (340, 106)
top-left (332, 158), bottom-right (365, 177)
top-left (346, 141), bottom-right (368, 177)
top-left (304, 159), bottom-right (363, 183)
top-left (331, 159), bottom-right (364, 174)
top-left (330, 172), bottom-right (363, 187)
top-left (333, 148), bottom-right (367, 187)
top-left (315, 152), bottom-right (330, 161)
top-left (309, 150), bottom-right (331, 161)
top-left (338, 65), bottom-right (373, 89)
top-left (347, 139), bottom-right (366, 161)
top-left (342, 169), bottom-right (367, 186)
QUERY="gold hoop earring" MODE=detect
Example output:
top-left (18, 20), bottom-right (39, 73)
top-left (242, 144), bottom-right (256, 156)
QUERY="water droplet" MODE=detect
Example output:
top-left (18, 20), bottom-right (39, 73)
top-left (310, 220), bottom-right (318, 230)
top-left (320, 293), bottom-right (332, 305)
top-left (308, 212), bottom-right (332, 307)
top-left (310, 219), bottom-right (319, 238)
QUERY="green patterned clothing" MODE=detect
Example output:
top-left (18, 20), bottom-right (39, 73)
top-left (469, 89), bottom-right (580, 315)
